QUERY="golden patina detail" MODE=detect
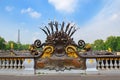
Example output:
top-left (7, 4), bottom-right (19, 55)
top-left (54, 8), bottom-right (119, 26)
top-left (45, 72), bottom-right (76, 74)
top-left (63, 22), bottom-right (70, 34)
top-left (42, 46), bottom-right (54, 58)
top-left (65, 45), bottom-right (78, 58)
top-left (88, 59), bottom-right (94, 64)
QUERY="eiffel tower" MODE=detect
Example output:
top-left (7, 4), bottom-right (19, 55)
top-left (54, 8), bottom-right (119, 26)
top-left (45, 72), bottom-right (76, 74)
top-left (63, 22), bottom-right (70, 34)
top-left (17, 29), bottom-right (20, 44)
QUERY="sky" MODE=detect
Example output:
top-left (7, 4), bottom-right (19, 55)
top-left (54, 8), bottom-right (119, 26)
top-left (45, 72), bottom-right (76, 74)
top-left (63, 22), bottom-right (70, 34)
top-left (0, 0), bottom-right (120, 44)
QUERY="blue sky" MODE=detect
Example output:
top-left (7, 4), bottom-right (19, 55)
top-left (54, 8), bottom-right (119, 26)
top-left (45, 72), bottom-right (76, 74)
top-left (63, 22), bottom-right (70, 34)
top-left (0, 0), bottom-right (120, 44)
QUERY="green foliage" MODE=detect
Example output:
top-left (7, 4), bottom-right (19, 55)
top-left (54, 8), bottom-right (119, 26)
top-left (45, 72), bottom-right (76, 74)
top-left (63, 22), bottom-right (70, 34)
top-left (116, 36), bottom-right (120, 51)
top-left (92, 36), bottom-right (120, 51)
top-left (0, 37), bottom-right (6, 50)
top-left (0, 36), bottom-right (30, 50)
top-left (92, 39), bottom-right (105, 50)
top-left (21, 44), bottom-right (30, 50)
top-left (105, 36), bottom-right (117, 51)
top-left (6, 41), bottom-right (18, 50)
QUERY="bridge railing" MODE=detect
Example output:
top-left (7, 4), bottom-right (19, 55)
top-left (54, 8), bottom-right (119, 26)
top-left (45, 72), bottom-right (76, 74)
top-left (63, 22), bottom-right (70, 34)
top-left (0, 58), bottom-right (25, 69)
top-left (86, 57), bottom-right (120, 74)
top-left (96, 58), bottom-right (120, 70)
top-left (0, 57), bottom-right (35, 75)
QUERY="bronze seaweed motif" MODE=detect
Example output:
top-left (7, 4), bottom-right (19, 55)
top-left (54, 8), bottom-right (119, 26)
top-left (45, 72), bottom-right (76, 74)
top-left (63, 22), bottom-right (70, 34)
top-left (33, 21), bottom-right (86, 71)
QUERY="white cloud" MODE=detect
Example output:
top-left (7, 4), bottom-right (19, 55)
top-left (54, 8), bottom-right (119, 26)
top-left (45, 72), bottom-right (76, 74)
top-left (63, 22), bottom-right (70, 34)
top-left (73, 0), bottom-right (120, 43)
top-left (48, 0), bottom-right (78, 13)
top-left (110, 13), bottom-right (119, 21)
top-left (21, 8), bottom-right (41, 19)
top-left (5, 6), bottom-right (14, 12)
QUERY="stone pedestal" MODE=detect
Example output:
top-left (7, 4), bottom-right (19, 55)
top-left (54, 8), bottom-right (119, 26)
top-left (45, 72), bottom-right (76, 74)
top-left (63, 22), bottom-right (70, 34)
top-left (86, 59), bottom-right (98, 74)
top-left (23, 59), bottom-right (35, 74)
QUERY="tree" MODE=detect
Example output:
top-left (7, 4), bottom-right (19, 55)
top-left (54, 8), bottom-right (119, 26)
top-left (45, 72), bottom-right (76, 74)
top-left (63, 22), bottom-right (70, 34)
top-left (105, 36), bottom-right (117, 51)
top-left (0, 37), bottom-right (6, 50)
top-left (116, 36), bottom-right (120, 51)
top-left (6, 41), bottom-right (18, 50)
top-left (92, 39), bottom-right (105, 50)
top-left (21, 44), bottom-right (30, 50)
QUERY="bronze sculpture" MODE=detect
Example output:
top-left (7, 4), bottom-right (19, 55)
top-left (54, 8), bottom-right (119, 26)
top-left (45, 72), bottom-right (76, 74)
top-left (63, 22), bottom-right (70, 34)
top-left (31, 21), bottom-right (86, 71)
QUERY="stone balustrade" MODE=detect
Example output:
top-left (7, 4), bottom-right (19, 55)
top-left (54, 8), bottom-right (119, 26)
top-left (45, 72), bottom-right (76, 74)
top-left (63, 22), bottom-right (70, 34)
top-left (96, 58), bottom-right (120, 70)
top-left (0, 54), bottom-right (120, 75)
top-left (0, 57), bottom-right (35, 75)
top-left (0, 58), bottom-right (25, 69)
top-left (85, 57), bottom-right (120, 74)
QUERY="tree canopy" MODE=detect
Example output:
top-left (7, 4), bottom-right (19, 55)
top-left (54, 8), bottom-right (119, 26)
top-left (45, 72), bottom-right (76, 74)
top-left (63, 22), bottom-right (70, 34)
top-left (0, 36), bottom-right (30, 50)
top-left (92, 36), bottom-right (120, 51)
top-left (0, 37), bottom-right (6, 50)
